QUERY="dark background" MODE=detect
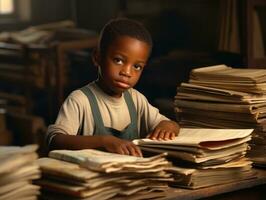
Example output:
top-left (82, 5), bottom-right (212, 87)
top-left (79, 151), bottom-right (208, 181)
top-left (0, 0), bottom-right (266, 147)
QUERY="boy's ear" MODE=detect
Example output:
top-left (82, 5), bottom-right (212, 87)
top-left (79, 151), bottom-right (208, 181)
top-left (92, 48), bottom-right (101, 68)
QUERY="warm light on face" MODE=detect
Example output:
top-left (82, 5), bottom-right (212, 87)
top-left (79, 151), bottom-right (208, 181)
top-left (0, 0), bottom-right (14, 14)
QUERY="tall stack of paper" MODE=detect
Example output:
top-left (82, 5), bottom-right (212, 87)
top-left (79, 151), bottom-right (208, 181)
top-left (189, 65), bottom-right (266, 93)
top-left (133, 128), bottom-right (255, 189)
top-left (36, 149), bottom-right (173, 200)
top-left (175, 65), bottom-right (266, 166)
top-left (175, 65), bottom-right (266, 167)
top-left (0, 144), bottom-right (41, 200)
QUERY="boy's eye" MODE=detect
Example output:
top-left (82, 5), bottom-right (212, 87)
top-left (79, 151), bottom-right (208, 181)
top-left (133, 64), bottom-right (143, 71)
top-left (113, 57), bottom-right (123, 65)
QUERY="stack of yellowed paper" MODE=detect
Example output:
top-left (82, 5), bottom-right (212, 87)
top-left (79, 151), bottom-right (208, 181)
top-left (175, 65), bottom-right (266, 167)
top-left (0, 144), bottom-right (41, 200)
top-left (36, 149), bottom-right (173, 200)
top-left (189, 65), bottom-right (266, 94)
top-left (133, 128), bottom-right (255, 189)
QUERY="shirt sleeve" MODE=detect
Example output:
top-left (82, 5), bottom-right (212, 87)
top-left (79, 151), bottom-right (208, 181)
top-left (132, 89), bottom-right (169, 137)
top-left (46, 92), bottom-right (83, 146)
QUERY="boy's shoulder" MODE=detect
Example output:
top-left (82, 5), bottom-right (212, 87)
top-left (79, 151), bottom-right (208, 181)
top-left (67, 84), bottom-right (148, 104)
top-left (128, 88), bottom-right (148, 102)
top-left (67, 83), bottom-right (95, 102)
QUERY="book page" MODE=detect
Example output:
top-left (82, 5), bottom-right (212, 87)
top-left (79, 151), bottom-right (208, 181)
top-left (49, 149), bottom-right (166, 164)
top-left (49, 149), bottom-right (168, 172)
top-left (133, 128), bottom-right (253, 148)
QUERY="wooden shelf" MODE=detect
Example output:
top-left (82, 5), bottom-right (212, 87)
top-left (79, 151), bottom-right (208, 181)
top-left (55, 37), bottom-right (98, 106)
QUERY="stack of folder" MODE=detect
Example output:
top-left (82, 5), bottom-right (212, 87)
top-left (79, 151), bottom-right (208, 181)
top-left (0, 144), bottom-right (41, 199)
top-left (36, 149), bottom-right (173, 200)
top-left (133, 128), bottom-right (255, 189)
top-left (175, 65), bottom-right (266, 167)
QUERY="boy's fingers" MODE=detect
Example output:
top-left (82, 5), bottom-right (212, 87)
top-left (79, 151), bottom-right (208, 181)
top-left (119, 144), bottom-right (130, 155)
top-left (170, 132), bottom-right (176, 139)
top-left (158, 130), bottom-right (167, 140)
top-left (117, 147), bottom-right (125, 155)
top-left (131, 144), bottom-right (142, 157)
top-left (148, 129), bottom-right (177, 141)
top-left (127, 144), bottom-right (137, 156)
top-left (134, 146), bottom-right (143, 157)
top-left (150, 129), bottom-right (160, 140)
top-left (162, 131), bottom-right (171, 140)
top-left (124, 145), bottom-right (131, 155)
top-left (125, 143), bottom-right (142, 157)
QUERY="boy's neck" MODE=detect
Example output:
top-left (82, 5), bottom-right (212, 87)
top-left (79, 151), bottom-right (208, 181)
top-left (95, 79), bottom-right (123, 98)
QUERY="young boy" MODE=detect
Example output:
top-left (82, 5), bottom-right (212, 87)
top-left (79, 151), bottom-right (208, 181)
top-left (47, 18), bottom-right (179, 157)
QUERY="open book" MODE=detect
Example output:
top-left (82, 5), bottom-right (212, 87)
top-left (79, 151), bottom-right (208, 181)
top-left (133, 128), bottom-right (253, 150)
top-left (133, 128), bottom-right (253, 165)
top-left (133, 128), bottom-right (255, 189)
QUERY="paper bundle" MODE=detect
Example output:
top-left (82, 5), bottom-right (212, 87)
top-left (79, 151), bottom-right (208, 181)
top-left (133, 128), bottom-right (256, 189)
top-left (189, 64), bottom-right (266, 93)
top-left (36, 149), bottom-right (173, 200)
top-left (0, 144), bottom-right (41, 200)
top-left (175, 65), bottom-right (266, 167)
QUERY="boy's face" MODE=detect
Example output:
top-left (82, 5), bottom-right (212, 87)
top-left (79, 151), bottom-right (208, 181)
top-left (96, 36), bottom-right (150, 98)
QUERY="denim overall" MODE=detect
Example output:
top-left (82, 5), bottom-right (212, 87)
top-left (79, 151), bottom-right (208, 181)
top-left (80, 87), bottom-right (138, 140)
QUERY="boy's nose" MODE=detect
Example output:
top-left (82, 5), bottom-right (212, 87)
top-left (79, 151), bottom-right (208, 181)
top-left (120, 65), bottom-right (132, 77)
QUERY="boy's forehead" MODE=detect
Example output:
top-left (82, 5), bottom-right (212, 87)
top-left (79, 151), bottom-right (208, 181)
top-left (109, 35), bottom-right (151, 54)
top-left (106, 36), bottom-right (150, 62)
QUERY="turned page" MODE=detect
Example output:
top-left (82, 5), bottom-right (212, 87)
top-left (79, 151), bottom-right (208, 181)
top-left (133, 128), bottom-right (253, 150)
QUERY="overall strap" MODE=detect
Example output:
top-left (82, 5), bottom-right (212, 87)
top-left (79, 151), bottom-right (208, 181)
top-left (79, 86), bottom-right (105, 129)
top-left (80, 86), bottom-right (138, 140)
top-left (123, 90), bottom-right (137, 127)
top-left (123, 90), bottom-right (138, 140)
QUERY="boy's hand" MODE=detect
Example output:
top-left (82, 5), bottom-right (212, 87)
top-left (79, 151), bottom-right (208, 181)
top-left (147, 120), bottom-right (180, 140)
top-left (101, 135), bottom-right (142, 157)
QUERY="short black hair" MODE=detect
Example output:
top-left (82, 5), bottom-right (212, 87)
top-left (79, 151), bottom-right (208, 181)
top-left (98, 18), bottom-right (153, 55)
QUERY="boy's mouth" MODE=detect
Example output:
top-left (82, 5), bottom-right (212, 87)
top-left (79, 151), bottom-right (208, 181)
top-left (115, 80), bottom-right (130, 89)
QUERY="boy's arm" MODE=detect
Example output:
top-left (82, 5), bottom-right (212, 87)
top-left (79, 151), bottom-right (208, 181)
top-left (132, 90), bottom-right (179, 140)
top-left (146, 120), bottom-right (180, 140)
top-left (50, 133), bottom-right (142, 157)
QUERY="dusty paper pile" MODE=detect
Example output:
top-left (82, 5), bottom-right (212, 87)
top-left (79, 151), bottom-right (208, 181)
top-left (189, 64), bottom-right (266, 93)
top-left (0, 144), bottom-right (41, 200)
top-left (175, 64), bottom-right (266, 167)
top-left (36, 149), bottom-right (173, 200)
top-left (133, 128), bottom-right (256, 189)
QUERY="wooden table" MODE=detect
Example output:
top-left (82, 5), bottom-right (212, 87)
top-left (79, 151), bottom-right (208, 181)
top-left (159, 168), bottom-right (266, 200)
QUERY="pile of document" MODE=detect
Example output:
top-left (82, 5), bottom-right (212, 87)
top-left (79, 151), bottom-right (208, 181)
top-left (175, 65), bottom-right (266, 167)
top-left (36, 149), bottom-right (173, 200)
top-left (133, 128), bottom-right (255, 189)
top-left (0, 144), bottom-right (41, 200)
